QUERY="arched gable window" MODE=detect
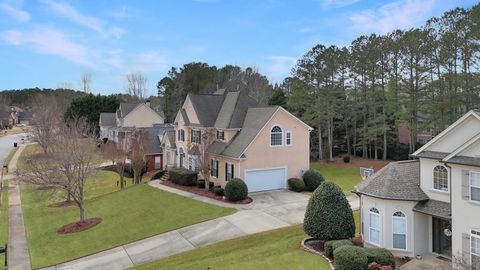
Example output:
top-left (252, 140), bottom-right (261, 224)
top-left (369, 207), bottom-right (381, 245)
top-left (433, 165), bottom-right (448, 191)
top-left (270, 125), bottom-right (283, 146)
top-left (392, 211), bottom-right (407, 250)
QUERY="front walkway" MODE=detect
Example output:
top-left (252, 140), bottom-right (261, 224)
top-left (45, 181), bottom-right (359, 270)
top-left (7, 143), bottom-right (32, 270)
top-left (400, 255), bottom-right (453, 270)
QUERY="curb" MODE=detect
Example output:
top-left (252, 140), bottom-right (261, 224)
top-left (301, 237), bottom-right (335, 270)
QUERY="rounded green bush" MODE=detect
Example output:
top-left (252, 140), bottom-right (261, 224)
top-left (324, 239), bottom-right (353, 259)
top-left (365, 248), bottom-right (396, 268)
top-left (303, 182), bottom-right (355, 240)
top-left (169, 168), bottom-right (197, 186)
top-left (225, 178), bottom-right (248, 201)
top-left (343, 155), bottom-right (351, 163)
top-left (212, 186), bottom-right (224, 196)
top-left (287, 178), bottom-right (306, 192)
top-left (302, 169), bottom-right (325, 191)
top-left (333, 246), bottom-right (368, 270)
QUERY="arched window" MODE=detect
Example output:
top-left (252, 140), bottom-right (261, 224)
top-left (392, 211), bottom-right (407, 250)
top-left (179, 147), bottom-right (184, 168)
top-left (270, 125), bottom-right (283, 146)
top-left (369, 208), bottom-right (381, 245)
top-left (433, 165), bottom-right (448, 191)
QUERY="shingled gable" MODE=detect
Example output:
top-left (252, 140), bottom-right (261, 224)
top-left (356, 160), bottom-right (428, 201)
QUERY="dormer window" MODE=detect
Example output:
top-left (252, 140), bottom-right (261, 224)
top-left (433, 165), bottom-right (448, 192)
top-left (270, 126), bottom-right (283, 146)
top-left (217, 130), bottom-right (224, 140)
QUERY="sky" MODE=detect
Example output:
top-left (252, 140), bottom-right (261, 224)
top-left (0, 0), bottom-right (477, 96)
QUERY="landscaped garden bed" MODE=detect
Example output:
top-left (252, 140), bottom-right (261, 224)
top-left (160, 179), bottom-right (253, 204)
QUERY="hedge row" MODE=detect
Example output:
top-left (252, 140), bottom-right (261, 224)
top-left (332, 245), bottom-right (395, 270)
top-left (169, 168), bottom-right (197, 186)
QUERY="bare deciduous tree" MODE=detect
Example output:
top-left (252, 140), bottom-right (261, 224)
top-left (20, 118), bottom-right (97, 222)
top-left (129, 129), bottom-right (148, 184)
top-left (102, 141), bottom-right (128, 189)
top-left (31, 94), bottom-right (62, 153)
top-left (81, 73), bottom-right (92, 93)
top-left (198, 129), bottom-right (217, 190)
top-left (126, 72), bottom-right (148, 100)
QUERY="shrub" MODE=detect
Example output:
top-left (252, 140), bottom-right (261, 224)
top-left (225, 178), bottom-right (248, 201)
top-left (343, 155), bottom-right (351, 163)
top-left (287, 178), bottom-right (306, 192)
top-left (212, 186), bottom-right (224, 196)
top-left (324, 239), bottom-right (353, 259)
top-left (150, 170), bottom-right (165, 180)
top-left (333, 246), bottom-right (368, 270)
top-left (302, 169), bottom-right (325, 191)
top-left (304, 182), bottom-right (355, 240)
top-left (365, 248), bottom-right (395, 268)
top-left (169, 168), bottom-right (197, 186)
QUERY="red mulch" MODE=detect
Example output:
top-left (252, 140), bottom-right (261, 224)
top-left (160, 180), bottom-right (252, 204)
top-left (49, 201), bottom-right (75, 208)
top-left (57, 217), bottom-right (102, 234)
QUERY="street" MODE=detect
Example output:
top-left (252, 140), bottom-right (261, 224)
top-left (0, 133), bottom-right (26, 166)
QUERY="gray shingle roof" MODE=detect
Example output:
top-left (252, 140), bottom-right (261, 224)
top-left (413, 200), bottom-right (451, 220)
top-left (188, 94), bottom-right (224, 127)
top-left (446, 156), bottom-right (480, 167)
top-left (356, 160), bottom-right (429, 201)
top-left (165, 130), bottom-right (176, 147)
top-left (119, 103), bottom-right (138, 118)
top-left (214, 92), bottom-right (240, 128)
top-left (411, 151), bottom-right (448, 160)
top-left (99, 113), bottom-right (116, 127)
top-left (144, 124), bottom-right (174, 155)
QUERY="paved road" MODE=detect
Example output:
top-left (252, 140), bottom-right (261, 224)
top-left (46, 182), bottom-right (360, 270)
top-left (0, 133), bottom-right (25, 167)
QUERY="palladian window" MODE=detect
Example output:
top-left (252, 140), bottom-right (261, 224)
top-left (270, 126), bottom-right (283, 146)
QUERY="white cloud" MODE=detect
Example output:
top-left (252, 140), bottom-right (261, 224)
top-left (2, 28), bottom-right (93, 67)
top-left (0, 3), bottom-right (30, 23)
top-left (41, 0), bottom-right (125, 39)
top-left (320, 0), bottom-right (360, 9)
top-left (264, 56), bottom-right (298, 83)
top-left (110, 5), bottom-right (128, 19)
top-left (349, 0), bottom-right (436, 34)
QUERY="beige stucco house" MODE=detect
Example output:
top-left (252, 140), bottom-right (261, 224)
top-left (356, 110), bottom-right (480, 269)
top-left (162, 90), bottom-right (312, 192)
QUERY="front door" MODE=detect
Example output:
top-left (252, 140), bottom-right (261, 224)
top-left (432, 217), bottom-right (452, 257)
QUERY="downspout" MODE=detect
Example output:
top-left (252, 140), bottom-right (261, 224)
top-left (442, 161), bottom-right (453, 211)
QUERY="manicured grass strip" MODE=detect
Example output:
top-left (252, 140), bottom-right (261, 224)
top-left (16, 144), bottom-right (41, 172)
top-left (132, 225), bottom-right (331, 270)
top-left (0, 180), bottom-right (8, 269)
top-left (22, 179), bottom-right (235, 268)
top-left (310, 162), bottom-right (361, 195)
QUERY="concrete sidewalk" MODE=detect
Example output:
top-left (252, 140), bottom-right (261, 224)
top-left (7, 143), bottom-right (32, 270)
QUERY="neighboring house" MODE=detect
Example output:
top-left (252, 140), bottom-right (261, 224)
top-left (144, 124), bottom-right (174, 171)
top-left (356, 110), bottom-right (480, 269)
top-left (162, 91), bottom-right (312, 192)
top-left (18, 111), bottom-right (32, 125)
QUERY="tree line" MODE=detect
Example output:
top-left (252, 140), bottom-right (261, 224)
top-left (274, 4), bottom-right (480, 161)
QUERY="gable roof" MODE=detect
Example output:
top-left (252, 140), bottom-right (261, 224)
top-left (119, 103), bottom-right (138, 118)
top-left (99, 113), bottom-right (116, 127)
top-left (144, 124), bottom-right (174, 155)
top-left (188, 94), bottom-right (224, 127)
top-left (356, 160), bottom-right (428, 201)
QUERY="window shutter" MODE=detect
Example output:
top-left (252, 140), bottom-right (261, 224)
top-left (231, 164), bottom-right (234, 178)
top-left (210, 159), bottom-right (214, 176)
top-left (225, 162), bottom-right (228, 180)
top-left (462, 170), bottom-right (470, 200)
top-left (199, 131), bottom-right (201, 144)
top-left (462, 233), bottom-right (471, 262)
top-left (191, 129), bottom-right (193, 142)
top-left (177, 130), bottom-right (180, 140)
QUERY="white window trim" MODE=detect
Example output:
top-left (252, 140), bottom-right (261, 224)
top-left (392, 213), bottom-right (407, 250)
top-left (472, 230), bottom-right (480, 269)
top-left (269, 124), bottom-right (284, 147)
top-left (226, 162), bottom-right (233, 181)
top-left (470, 171), bottom-right (480, 203)
top-left (154, 156), bottom-right (161, 169)
top-left (211, 159), bottom-right (218, 179)
top-left (192, 129), bottom-right (201, 144)
top-left (285, 130), bottom-right (292, 146)
top-left (433, 165), bottom-right (449, 192)
top-left (369, 209), bottom-right (381, 246)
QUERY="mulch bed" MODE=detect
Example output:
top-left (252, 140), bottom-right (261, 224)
top-left (304, 238), bottom-right (325, 253)
top-left (160, 180), bottom-right (252, 204)
top-left (57, 217), bottom-right (102, 234)
top-left (49, 200), bottom-right (75, 208)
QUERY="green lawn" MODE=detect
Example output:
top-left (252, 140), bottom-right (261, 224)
top-left (132, 225), bottom-right (331, 270)
top-left (0, 180), bottom-right (8, 269)
top-left (310, 162), bottom-right (361, 195)
top-left (21, 171), bottom-right (235, 268)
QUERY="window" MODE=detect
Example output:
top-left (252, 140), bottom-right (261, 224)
top-left (471, 172), bottom-right (480, 202)
top-left (189, 157), bottom-right (197, 172)
top-left (270, 126), bottom-right (283, 146)
top-left (217, 130), bottom-right (224, 140)
top-left (286, 131), bottom-right (292, 146)
top-left (166, 145), bottom-right (170, 165)
top-left (472, 230), bottom-right (480, 270)
top-left (155, 156), bottom-right (161, 169)
top-left (210, 159), bottom-right (218, 178)
top-left (392, 212), bottom-right (406, 250)
top-left (226, 162), bottom-right (234, 181)
top-left (177, 129), bottom-right (185, 141)
top-left (369, 208), bottom-right (381, 245)
top-left (192, 130), bottom-right (201, 144)
top-left (433, 165), bottom-right (448, 191)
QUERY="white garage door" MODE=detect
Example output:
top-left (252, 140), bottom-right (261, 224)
top-left (245, 168), bottom-right (286, 193)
